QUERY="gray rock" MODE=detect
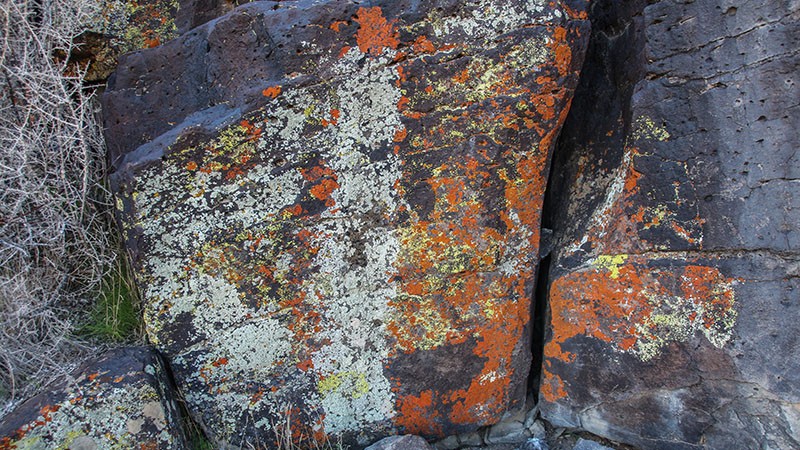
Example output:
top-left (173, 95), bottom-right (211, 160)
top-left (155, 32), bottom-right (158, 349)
top-left (0, 347), bottom-right (186, 449)
top-left (458, 431), bottom-right (486, 447)
top-left (485, 408), bottom-right (529, 445)
top-left (435, 434), bottom-right (461, 450)
top-left (367, 435), bottom-right (434, 450)
top-left (518, 437), bottom-right (549, 450)
top-left (572, 439), bottom-right (613, 450)
top-left (485, 407), bottom-right (529, 444)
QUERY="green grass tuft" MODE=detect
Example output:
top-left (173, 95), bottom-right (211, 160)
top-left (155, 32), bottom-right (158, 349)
top-left (80, 257), bottom-right (141, 343)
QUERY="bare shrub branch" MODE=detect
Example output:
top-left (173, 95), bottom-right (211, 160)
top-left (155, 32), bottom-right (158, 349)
top-left (0, 0), bottom-right (126, 415)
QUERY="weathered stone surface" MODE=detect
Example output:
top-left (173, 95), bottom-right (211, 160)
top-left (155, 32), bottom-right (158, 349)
top-left (0, 347), bottom-right (186, 449)
top-left (366, 434), bottom-right (433, 450)
top-left (61, 0), bottom-right (181, 82)
top-left (174, 0), bottom-right (256, 33)
top-left (103, 0), bottom-right (589, 447)
top-left (65, 0), bottom-right (244, 83)
top-left (572, 439), bottom-right (613, 450)
top-left (540, 0), bottom-right (799, 449)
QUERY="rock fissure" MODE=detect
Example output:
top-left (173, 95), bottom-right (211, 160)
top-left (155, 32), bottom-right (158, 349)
top-left (647, 49), bottom-right (800, 83)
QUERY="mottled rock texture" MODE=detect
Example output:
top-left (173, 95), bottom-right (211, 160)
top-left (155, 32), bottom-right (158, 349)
top-left (0, 347), bottom-right (185, 449)
top-left (540, 0), bottom-right (799, 449)
top-left (103, 0), bottom-right (589, 447)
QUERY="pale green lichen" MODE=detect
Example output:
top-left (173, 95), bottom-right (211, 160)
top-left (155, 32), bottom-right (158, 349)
top-left (8, 383), bottom-right (176, 449)
top-left (632, 281), bottom-right (738, 361)
top-left (129, 44), bottom-right (405, 441)
top-left (428, 0), bottom-right (561, 43)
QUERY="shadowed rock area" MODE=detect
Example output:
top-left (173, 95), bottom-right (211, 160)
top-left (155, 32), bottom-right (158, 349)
top-left (540, 0), bottom-right (800, 448)
top-left (103, 0), bottom-right (590, 447)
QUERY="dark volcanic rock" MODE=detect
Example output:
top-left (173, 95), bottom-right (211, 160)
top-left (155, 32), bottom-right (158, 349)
top-left (540, 0), bottom-right (800, 449)
top-left (0, 347), bottom-right (186, 449)
top-left (103, 0), bottom-right (590, 447)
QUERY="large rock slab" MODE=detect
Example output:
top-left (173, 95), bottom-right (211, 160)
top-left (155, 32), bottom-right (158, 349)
top-left (540, 0), bottom-right (800, 449)
top-left (103, 0), bottom-right (589, 447)
top-left (0, 347), bottom-right (186, 449)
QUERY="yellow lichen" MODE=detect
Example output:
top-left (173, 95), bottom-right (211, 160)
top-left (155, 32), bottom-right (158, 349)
top-left (632, 116), bottom-right (670, 142)
top-left (592, 254), bottom-right (628, 279)
top-left (318, 371), bottom-right (370, 399)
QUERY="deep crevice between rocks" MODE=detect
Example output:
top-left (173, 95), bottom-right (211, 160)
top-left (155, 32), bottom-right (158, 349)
top-left (529, 0), bottom-right (648, 409)
top-left (528, 253), bottom-right (551, 402)
top-left (156, 349), bottom-right (213, 448)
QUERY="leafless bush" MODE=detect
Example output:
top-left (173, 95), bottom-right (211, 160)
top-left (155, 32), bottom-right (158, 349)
top-left (0, 0), bottom-right (122, 415)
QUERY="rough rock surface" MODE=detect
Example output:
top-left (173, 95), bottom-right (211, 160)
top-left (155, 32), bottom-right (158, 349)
top-left (0, 347), bottom-right (185, 449)
top-left (366, 434), bottom-right (434, 450)
top-left (103, 0), bottom-right (589, 447)
top-left (540, 0), bottom-right (799, 449)
top-left (572, 439), bottom-right (613, 450)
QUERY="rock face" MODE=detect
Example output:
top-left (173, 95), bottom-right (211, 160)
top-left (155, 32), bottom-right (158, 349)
top-left (540, 0), bottom-right (800, 449)
top-left (104, 0), bottom-right (589, 447)
top-left (0, 347), bottom-right (185, 449)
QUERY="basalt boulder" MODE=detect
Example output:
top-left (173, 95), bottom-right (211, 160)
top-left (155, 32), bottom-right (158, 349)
top-left (0, 347), bottom-right (186, 449)
top-left (103, 0), bottom-right (590, 447)
top-left (539, 0), bottom-right (800, 448)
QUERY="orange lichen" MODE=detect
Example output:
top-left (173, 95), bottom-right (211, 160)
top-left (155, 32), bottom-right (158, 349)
top-left (211, 357), bottom-right (228, 368)
top-left (309, 179), bottom-right (339, 203)
top-left (396, 390), bottom-right (441, 435)
top-left (547, 257), bottom-right (737, 365)
top-left (548, 27), bottom-right (572, 77)
top-left (562, 3), bottom-right (589, 20)
top-left (354, 7), bottom-right (399, 55)
top-left (262, 85), bottom-right (282, 99)
top-left (329, 20), bottom-right (347, 32)
top-left (239, 120), bottom-right (262, 141)
top-left (393, 127), bottom-right (407, 142)
top-left (413, 35), bottom-right (436, 54)
top-left (539, 368), bottom-right (568, 403)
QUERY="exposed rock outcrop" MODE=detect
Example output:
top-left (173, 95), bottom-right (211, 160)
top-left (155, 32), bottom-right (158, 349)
top-left (0, 347), bottom-right (186, 449)
top-left (103, 0), bottom-right (590, 447)
top-left (540, 0), bottom-right (800, 448)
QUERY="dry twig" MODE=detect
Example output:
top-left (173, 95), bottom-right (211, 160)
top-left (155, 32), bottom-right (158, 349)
top-left (0, 0), bottom-right (123, 415)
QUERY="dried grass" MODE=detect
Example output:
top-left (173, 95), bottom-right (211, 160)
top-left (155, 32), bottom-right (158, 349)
top-left (0, 0), bottom-right (131, 416)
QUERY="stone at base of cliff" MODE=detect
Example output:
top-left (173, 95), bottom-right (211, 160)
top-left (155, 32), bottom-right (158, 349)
top-left (367, 435), bottom-right (434, 450)
top-left (572, 439), bottom-right (613, 450)
top-left (0, 347), bottom-right (186, 449)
